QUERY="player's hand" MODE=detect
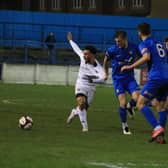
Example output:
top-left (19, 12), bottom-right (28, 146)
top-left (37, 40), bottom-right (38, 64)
top-left (67, 32), bottom-right (72, 41)
top-left (121, 65), bottom-right (131, 72)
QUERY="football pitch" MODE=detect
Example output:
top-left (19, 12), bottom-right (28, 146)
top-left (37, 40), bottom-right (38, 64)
top-left (0, 84), bottom-right (168, 168)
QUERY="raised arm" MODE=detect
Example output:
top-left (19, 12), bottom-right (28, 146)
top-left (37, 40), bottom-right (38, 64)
top-left (67, 32), bottom-right (84, 59)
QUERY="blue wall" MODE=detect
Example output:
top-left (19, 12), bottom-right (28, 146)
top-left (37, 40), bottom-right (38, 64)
top-left (0, 10), bottom-right (168, 50)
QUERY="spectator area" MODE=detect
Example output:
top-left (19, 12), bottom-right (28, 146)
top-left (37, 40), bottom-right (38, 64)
top-left (0, 10), bottom-right (168, 64)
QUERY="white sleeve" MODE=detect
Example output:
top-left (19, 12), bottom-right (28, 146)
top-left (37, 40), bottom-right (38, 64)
top-left (92, 71), bottom-right (105, 84)
top-left (90, 61), bottom-right (106, 84)
top-left (69, 40), bottom-right (84, 60)
top-left (92, 78), bottom-right (105, 84)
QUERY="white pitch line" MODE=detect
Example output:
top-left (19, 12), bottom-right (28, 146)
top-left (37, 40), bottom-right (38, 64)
top-left (88, 161), bottom-right (168, 168)
top-left (2, 99), bottom-right (17, 104)
top-left (88, 162), bottom-right (128, 168)
top-left (143, 163), bottom-right (168, 167)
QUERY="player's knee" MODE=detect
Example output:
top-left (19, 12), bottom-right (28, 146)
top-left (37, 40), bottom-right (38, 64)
top-left (132, 95), bottom-right (139, 102)
top-left (132, 96), bottom-right (139, 102)
top-left (118, 96), bottom-right (126, 108)
top-left (120, 103), bottom-right (126, 109)
top-left (136, 95), bottom-right (148, 111)
top-left (119, 100), bottom-right (126, 108)
top-left (136, 100), bottom-right (145, 111)
top-left (77, 96), bottom-right (86, 110)
top-left (132, 92), bottom-right (140, 102)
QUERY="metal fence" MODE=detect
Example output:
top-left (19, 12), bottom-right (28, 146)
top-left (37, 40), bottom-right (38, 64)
top-left (0, 19), bottom-right (167, 64)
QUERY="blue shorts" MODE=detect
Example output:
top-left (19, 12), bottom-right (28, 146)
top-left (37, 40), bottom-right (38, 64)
top-left (113, 77), bottom-right (140, 97)
top-left (141, 79), bottom-right (168, 101)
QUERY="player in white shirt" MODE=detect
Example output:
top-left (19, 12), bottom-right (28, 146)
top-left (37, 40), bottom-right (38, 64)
top-left (66, 32), bottom-right (106, 132)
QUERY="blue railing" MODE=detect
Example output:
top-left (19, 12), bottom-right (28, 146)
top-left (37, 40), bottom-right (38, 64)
top-left (0, 21), bottom-right (116, 50)
top-left (0, 10), bottom-right (168, 64)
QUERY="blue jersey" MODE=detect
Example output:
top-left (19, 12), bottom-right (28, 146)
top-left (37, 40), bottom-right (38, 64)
top-left (106, 42), bottom-right (139, 79)
top-left (139, 36), bottom-right (168, 80)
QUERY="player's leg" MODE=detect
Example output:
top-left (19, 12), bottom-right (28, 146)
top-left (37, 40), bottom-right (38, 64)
top-left (155, 88), bottom-right (168, 128)
top-left (137, 95), bottom-right (165, 143)
top-left (157, 100), bottom-right (167, 128)
top-left (165, 96), bottom-right (168, 111)
top-left (137, 80), bottom-right (165, 142)
top-left (118, 93), bottom-right (131, 135)
top-left (66, 108), bottom-right (78, 124)
top-left (136, 95), bottom-right (158, 128)
top-left (80, 87), bottom-right (95, 132)
top-left (67, 85), bottom-right (95, 132)
top-left (127, 90), bottom-right (140, 119)
top-left (76, 94), bottom-right (88, 132)
top-left (67, 85), bottom-right (87, 129)
top-left (127, 78), bottom-right (140, 119)
top-left (67, 92), bottom-right (88, 131)
top-left (76, 87), bottom-right (95, 132)
top-left (114, 79), bottom-right (131, 134)
top-left (151, 98), bottom-right (159, 107)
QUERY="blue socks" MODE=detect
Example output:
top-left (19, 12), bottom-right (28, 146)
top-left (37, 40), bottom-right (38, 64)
top-left (158, 110), bottom-right (167, 128)
top-left (141, 105), bottom-right (158, 128)
top-left (119, 107), bottom-right (127, 123)
top-left (129, 99), bottom-right (136, 108)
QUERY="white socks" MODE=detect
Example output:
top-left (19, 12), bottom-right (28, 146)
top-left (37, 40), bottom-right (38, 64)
top-left (76, 106), bottom-right (88, 130)
top-left (122, 122), bottom-right (128, 129)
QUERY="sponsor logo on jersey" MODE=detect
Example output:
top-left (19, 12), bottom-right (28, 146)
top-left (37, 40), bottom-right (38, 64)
top-left (116, 89), bottom-right (120, 93)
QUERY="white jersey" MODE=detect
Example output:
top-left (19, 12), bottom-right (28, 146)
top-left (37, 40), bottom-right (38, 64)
top-left (69, 40), bottom-right (105, 89)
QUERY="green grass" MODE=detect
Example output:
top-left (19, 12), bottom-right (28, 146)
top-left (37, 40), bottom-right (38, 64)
top-left (0, 84), bottom-right (168, 168)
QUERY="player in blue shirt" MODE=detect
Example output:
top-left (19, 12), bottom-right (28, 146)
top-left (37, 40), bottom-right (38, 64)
top-left (103, 31), bottom-right (140, 135)
top-left (164, 37), bottom-right (168, 111)
top-left (121, 23), bottom-right (168, 144)
top-left (147, 37), bottom-right (168, 115)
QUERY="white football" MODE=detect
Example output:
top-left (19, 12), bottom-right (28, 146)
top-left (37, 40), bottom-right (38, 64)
top-left (19, 116), bottom-right (33, 130)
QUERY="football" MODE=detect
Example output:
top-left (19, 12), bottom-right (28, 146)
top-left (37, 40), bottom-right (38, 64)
top-left (18, 116), bottom-right (33, 130)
